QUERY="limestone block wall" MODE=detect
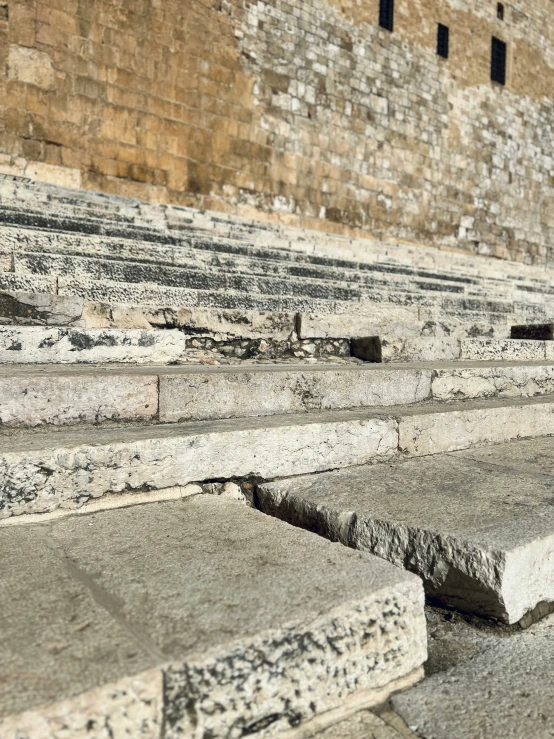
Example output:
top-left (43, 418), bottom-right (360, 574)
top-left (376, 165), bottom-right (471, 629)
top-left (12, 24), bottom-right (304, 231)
top-left (0, 0), bottom-right (552, 263)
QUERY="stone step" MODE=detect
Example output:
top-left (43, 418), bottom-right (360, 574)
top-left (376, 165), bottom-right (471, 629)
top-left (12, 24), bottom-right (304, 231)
top-left (3, 395), bottom-right (554, 519)
top-left (5, 360), bottom-right (554, 429)
top-left (0, 327), bottom-right (186, 364)
top-left (371, 337), bottom-right (551, 362)
top-left (257, 435), bottom-right (554, 624)
top-left (0, 497), bottom-right (427, 737)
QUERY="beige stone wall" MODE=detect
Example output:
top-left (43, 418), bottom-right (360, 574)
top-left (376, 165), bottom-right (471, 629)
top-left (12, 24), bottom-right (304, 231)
top-left (0, 0), bottom-right (552, 263)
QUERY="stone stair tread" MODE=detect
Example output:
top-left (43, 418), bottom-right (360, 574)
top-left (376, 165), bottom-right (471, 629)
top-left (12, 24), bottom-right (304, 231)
top-left (257, 435), bottom-right (554, 623)
top-left (0, 496), bottom-right (426, 736)
top-left (2, 394), bottom-right (554, 450)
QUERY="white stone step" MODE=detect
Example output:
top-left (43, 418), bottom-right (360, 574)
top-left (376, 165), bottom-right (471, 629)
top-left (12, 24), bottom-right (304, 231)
top-left (257, 436), bottom-right (554, 623)
top-left (4, 360), bottom-right (554, 428)
top-left (3, 395), bottom-right (554, 519)
top-left (392, 609), bottom-right (554, 739)
top-left (0, 327), bottom-right (186, 364)
top-left (372, 337), bottom-right (550, 362)
top-left (0, 497), bottom-right (426, 737)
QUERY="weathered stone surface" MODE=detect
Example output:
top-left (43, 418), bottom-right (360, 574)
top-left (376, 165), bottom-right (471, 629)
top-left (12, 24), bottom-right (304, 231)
top-left (0, 291), bottom-right (84, 326)
top-left (460, 338), bottom-right (546, 361)
top-left (431, 363), bottom-right (554, 401)
top-left (257, 443), bottom-right (554, 623)
top-left (298, 310), bottom-right (422, 340)
top-left (0, 327), bottom-right (186, 364)
top-left (392, 612), bottom-right (554, 739)
top-left (379, 338), bottom-right (460, 363)
top-left (7, 45), bottom-right (55, 89)
top-left (177, 307), bottom-right (297, 339)
top-left (0, 498), bottom-right (427, 737)
top-left (0, 410), bottom-right (398, 518)
top-left (0, 370), bottom-right (158, 427)
top-left (158, 365), bottom-right (432, 422)
top-left (397, 396), bottom-right (554, 455)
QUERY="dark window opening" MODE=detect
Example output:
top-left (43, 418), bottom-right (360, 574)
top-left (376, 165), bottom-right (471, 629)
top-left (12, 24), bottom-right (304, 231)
top-left (497, 3), bottom-right (504, 20)
top-left (437, 24), bottom-right (449, 58)
top-left (379, 0), bottom-right (394, 32)
top-left (491, 36), bottom-right (507, 85)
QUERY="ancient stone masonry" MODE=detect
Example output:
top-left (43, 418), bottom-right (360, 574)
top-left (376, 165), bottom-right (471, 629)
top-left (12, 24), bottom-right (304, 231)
top-left (0, 0), bottom-right (552, 262)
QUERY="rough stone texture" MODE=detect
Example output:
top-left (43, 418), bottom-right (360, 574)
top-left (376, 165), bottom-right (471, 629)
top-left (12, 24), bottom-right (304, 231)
top-left (392, 612), bottom-right (554, 739)
top-left (0, 409), bottom-right (398, 518)
top-left (7, 45), bottom-right (55, 90)
top-left (0, 0), bottom-right (552, 263)
top-left (0, 497), bottom-right (427, 738)
top-left (397, 396), bottom-right (554, 455)
top-left (299, 310), bottom-right (423, 340)
top-left (0, 370), bottom-right (158, 427)
top-left (158, 365), bottom-right (432, 422)
top-left (0, 291), bottom-right (84, 326)
top-left (431, 363), bottom-right (554, 401)
top-left (257, 442), bottom-right (554, 623)
top-left (379, 338), bottom-right (460, 363)
top-left (460, 338), bottom-right (547, 361)
top-left (0, 327), bottom-right (186, 364)
top-left (176, 308), bottom-right (297, 340)
top-left (0, 671), bottom-right (163, 739)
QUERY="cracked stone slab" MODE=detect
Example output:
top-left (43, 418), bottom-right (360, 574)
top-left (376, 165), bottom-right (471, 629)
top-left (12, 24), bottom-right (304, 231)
top-left (0, 409), bottom-right (398, 518)
top-left (0, 497), bottom-right (427, 738)
top-left (257, 443), bottom-right (554, 623)
top-left (159, 365), bottom-right (432, 422)
top-left (0, 327), bottom-right (186, 363)
top-left (392, 612), bottom-right (554, 739)
top-left (378, 338), bottom-right (460, 362)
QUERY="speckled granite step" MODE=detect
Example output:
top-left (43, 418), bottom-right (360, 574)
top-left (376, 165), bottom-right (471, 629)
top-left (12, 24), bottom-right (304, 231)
top-left (0, 497), bottom-right (426, 738)
top-left (257, 436), bottom-right (554, 623)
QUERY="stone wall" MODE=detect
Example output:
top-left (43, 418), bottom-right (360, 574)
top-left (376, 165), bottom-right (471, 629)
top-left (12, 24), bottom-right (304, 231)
top-left (0, 0), bottom-right (552, 263)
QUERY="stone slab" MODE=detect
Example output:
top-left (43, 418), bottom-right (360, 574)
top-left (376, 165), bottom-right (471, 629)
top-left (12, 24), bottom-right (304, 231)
top-left (392, 611), bottom-right (554, 739)
top-left (0, 409), bottom-right (398, 518)
top-left (298, 310), bottom-right (423, 340)
top-left (396, 395), bottom-right (554, 455)
top-left (0, 327), bottom-right (186, 363)
top-left (257, 446), bottom-right (554, 623)
top-left (431, 363), bottom-right (554, 400)
top-left (0, 290), bottom-right (84, 326)
top-left (0, 373), bottom-right (158, 427)
top-left (379, 338), bottom-right (460, 362)
top-left (159, 365), bottom-right (432, 422)
top-left (0, 497), bottom-right (427, 737)
top-left (460, 338), bottom-right (547, 361)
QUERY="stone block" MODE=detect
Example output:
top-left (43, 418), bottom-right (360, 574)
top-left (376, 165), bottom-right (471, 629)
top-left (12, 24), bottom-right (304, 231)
top-left (0, 410), bottom-right (398, 518)
top-left (7, 45), bottom-right (55, 89)
top-left (0, 498), bottom-right (427, 737)
top-left (460, 339), bottom-right (546, 361)
top-left (0, 370), bottom-right (158, 427)
top-left (0, 291), bottom-right (84, 326)
top-left (159, 365), bottom-right (432, 422)
top-left (397, 396), bottom-right (554, 455)
top-left (257, 444), bottom-right (554, 622)
top-left (0, 327), bottom-right (186, 364)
